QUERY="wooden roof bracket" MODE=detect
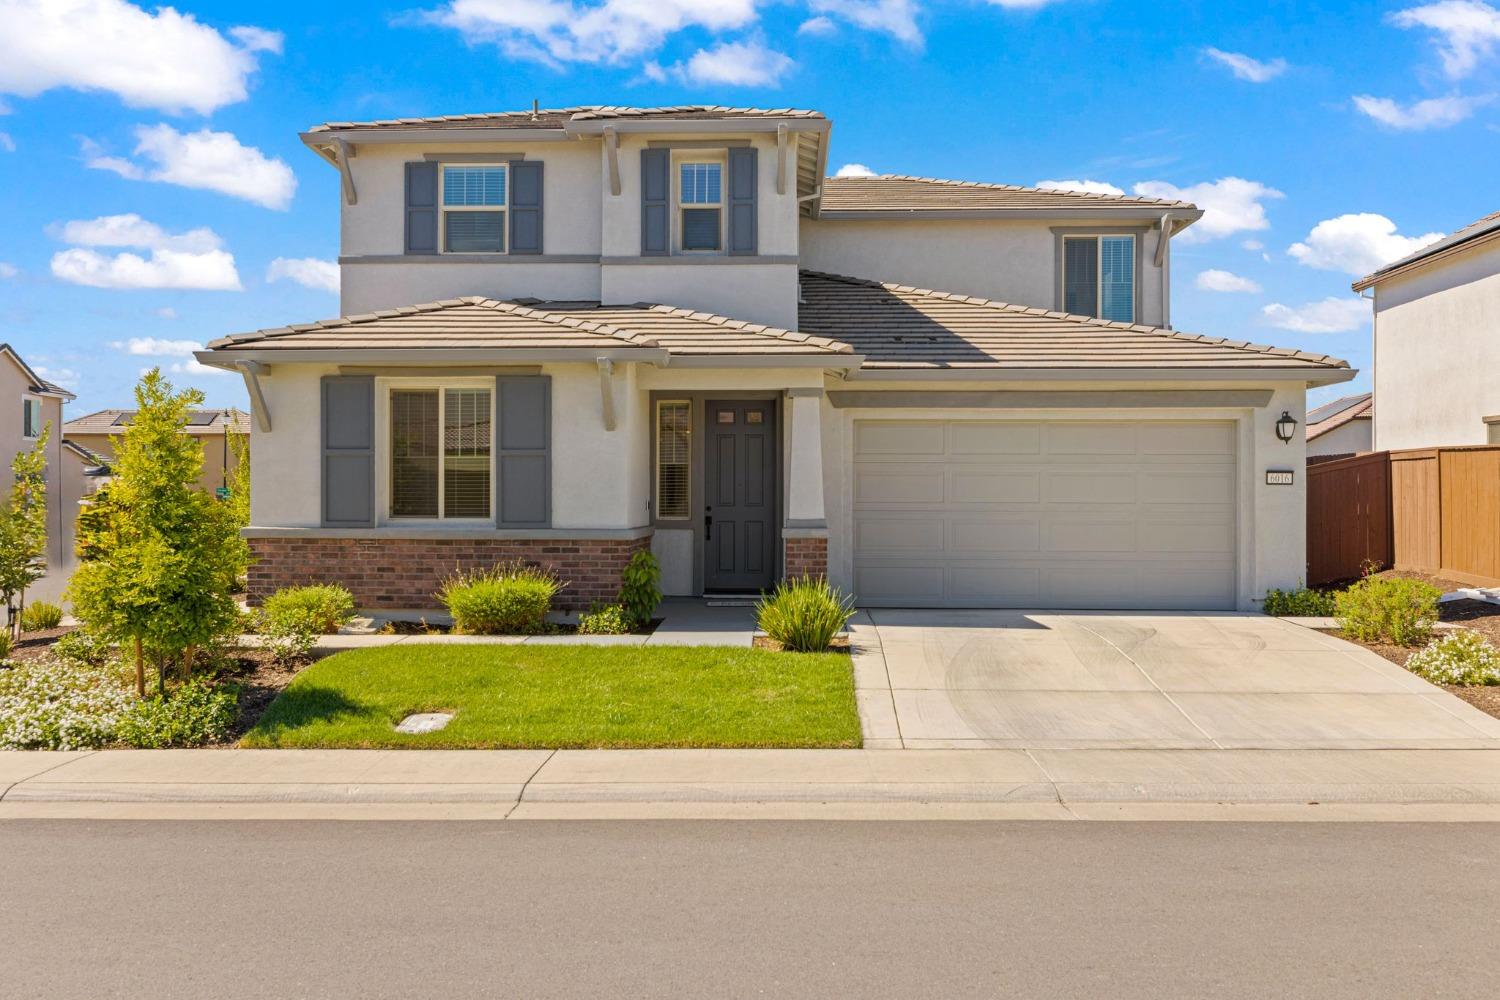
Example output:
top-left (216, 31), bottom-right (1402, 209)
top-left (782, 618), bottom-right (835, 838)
top-left (604, 126), bottom-right (621, 197)
top-left (776, 124), bottom-right (788, 196)
top-left (597, 357), bottom-right (617, 431)
top-left (335, 139), bottom-right (357, 206)
top-left (235, 361), bottom-right (272, 432)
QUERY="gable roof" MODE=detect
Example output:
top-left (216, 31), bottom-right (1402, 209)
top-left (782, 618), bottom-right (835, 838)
top-left (65, 408), bottom-right (250, 436)
top-left (1307, 392), bottom-right (1373, 439)
top-left (796, 271), bottom-right (1350, 378)
top-left (0, 343), bottom-right (75, 400)
top-left (817, 175), bottom-right (1201, 222)
top-left (200, 297), bottom-right (854, 364)
top-left (1353, 209), bottom-right (1500, 291)
top-left (308, 105), bottom-right (826, 134)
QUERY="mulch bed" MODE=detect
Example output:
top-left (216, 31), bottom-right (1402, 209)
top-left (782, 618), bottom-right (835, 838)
top-left (752, 635), bottom-right (852, 653)
top-left (218, 649), bottom-right (304, 744)
top-left (7, 626), bottom-right (77, 664)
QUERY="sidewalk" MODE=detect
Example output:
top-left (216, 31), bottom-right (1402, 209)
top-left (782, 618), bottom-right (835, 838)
top-left (6, 748), bottom-right (1500, 821)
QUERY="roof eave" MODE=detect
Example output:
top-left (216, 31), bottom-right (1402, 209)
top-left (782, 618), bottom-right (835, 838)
top-left (844, 365), bottom-right (1356, 387)
top-left (564, 118), bottom-right (830, 137)
top-left (1353, 224), bottom-right (1500, 291)
top-left (194, 347), bottom-right (673, 369)
top-left (300, 128), bottom-right (574, 151)
top-left (816, 207), bottom-right (1203, 222)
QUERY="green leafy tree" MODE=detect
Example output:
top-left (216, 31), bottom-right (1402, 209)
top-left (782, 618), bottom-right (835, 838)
top-left (0, 425), bottom-right (50, 641)
top-left (67, 371), bottom-right (243, 696)
top-left (224, 416), bottom-right (252, 580)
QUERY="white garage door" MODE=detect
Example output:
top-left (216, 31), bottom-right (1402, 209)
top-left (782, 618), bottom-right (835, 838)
top-left (852, 419), bottom-right (1237, 609)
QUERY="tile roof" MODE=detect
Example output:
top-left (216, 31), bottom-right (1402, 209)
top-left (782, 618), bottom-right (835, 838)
top-left (309, 105), bottom-right (825, 133)
top-left (1, 343), bottom-right (75, 399)
top-left (1307, 392), bottom-right (1373, 439)
top-left (65, 408), bottom-right (250, 435)
top-left (1353, 209), bottom-right (1500, 290)
top-left (205, 298), bottom-right (852, 357)
top-left (796, 271), bottom-right (1350, 373)
top-left (818, 175), bottom-right (1197, 214)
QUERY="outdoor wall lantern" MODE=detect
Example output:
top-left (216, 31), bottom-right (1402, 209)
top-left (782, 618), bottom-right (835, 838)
top-left (1275, 410), bottom-right (1298, 443)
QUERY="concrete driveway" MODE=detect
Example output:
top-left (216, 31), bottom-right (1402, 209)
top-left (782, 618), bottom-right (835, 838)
top-left (852, 610), bottom-right (1500, 749)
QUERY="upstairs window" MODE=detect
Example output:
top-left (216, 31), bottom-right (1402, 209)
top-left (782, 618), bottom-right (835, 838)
top-left (441, 165), bottom-right (507, 253)
top-left (22, 398), bottom-right (43, 440)
top-left (1063, 234), bottom-right (1135, 323)
top-left (678, 161), bottom-right (723, 252)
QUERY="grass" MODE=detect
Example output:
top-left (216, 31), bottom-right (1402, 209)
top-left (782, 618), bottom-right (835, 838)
top-left (242, 644), bottom-right (860, 749)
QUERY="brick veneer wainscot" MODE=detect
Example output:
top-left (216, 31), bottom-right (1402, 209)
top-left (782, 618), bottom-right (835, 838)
top-left (783, 535), bottom-right (829, 580)
top-left (247, 535), bottom-right (652, 610)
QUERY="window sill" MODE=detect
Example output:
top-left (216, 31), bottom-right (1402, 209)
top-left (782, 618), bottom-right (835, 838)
top-left (601, 255), bottom-right (798, 266)
top-left (339, 254), bottom-right (601, 265)
top-left (244, 525), bottom-right (655, 541)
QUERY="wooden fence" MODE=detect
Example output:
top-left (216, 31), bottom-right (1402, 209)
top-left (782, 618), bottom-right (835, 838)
top-left (1307, 445), bottom-right (1500, 586)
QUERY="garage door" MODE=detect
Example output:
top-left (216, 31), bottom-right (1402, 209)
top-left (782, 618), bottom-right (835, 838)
top-left (852, 419), bottom-right (1237, 609)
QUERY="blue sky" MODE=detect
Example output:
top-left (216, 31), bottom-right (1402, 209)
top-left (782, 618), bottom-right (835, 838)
top-left (1, 0), bottom-right (1497, 413)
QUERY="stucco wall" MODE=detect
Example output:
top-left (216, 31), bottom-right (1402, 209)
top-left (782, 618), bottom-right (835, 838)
top-left (799, 217), bottom-right (1169, 327)
top-left (68, 430), bottom-right (239, 493)
top-left (1307, 419), bottom-right (1371, 458)
top-left (1372, 240), bottom-right (1500, 450)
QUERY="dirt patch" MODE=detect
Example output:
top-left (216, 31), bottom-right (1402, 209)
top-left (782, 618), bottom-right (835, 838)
top-left (752, 635), bottom-right (852, 653)
top-left (7, 626), bottom-right (78, 664)
top-left (217, 649), bottom-right (305, 744)
top-left (1446, 685), bottom-right (1500, 719)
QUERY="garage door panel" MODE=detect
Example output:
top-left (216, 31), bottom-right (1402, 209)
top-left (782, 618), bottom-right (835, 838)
top-left (853, 419), bottom-right (1236, 609)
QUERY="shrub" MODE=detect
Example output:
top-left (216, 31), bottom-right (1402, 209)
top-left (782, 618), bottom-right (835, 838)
top-left (1262, 586), bottom-right (1337, 617)
top-left (262, 584), bottom-right (355, 635)
top-left (756, 576), bottom-right (856, 653)
top-left (1406, 630), bottom-right (1500, 686)
top-left (437, 562), bottom-right (562, 635)
top-left (54, 629), bottom-right (114, 667)
top-left (20, 601), bottom-right (63, 632)
top-left (115, 677), bottom-right (238, 748)
top-left (258, 607), bottom-right (321, 666)
top-left (0, 657), bottom-right (134, 750)
top-left (618, 549), bottom-right (662, 629)
top-left (1335, 576), bottom-right (1442, 646)
top-left (578, 603), bottom-right (632, 635)
top-left (0, 629), bottom-right (10, 661)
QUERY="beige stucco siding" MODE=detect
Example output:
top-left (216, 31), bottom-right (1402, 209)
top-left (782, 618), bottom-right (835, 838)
top-left (799, 217), bottom-right (1169, 327)
top-left (1371, 240), bottom-right (1500, 450)
top-left (68, 431), bottom-right (238, 493)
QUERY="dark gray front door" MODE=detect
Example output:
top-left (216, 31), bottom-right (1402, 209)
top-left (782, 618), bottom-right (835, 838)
top-left (704, 399), bottom-right (778, 592)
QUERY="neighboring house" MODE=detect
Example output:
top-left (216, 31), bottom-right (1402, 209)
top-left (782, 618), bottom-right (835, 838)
top-left (1354, 209), bottom-right (1500, 450)
top-left (63, 408), bottom-right (249, 492)
top-left (198, 105), bottom-right (1351, 613)
top-left (0, 344), bottom-right (88, 601)
top-left (1306, 392), bottom-right (1373, 462)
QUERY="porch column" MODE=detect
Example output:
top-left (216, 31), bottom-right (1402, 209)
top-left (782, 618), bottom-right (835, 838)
top-left (784, 388), bottom-right (829, 580)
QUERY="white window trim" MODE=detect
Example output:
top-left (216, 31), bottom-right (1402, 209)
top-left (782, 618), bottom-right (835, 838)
top-left (655, 399), bottom-right (692, 521)
top-left (377, 377), bottom-right (495, 524)
top-left (1063, 233), bottom-right (1137, 324)
top-left (439, 163), bottom-right (509, 255)
top-left (673, 153), bottom-right (726, 255)
top-left (21, 395), bottom-right (43, 441)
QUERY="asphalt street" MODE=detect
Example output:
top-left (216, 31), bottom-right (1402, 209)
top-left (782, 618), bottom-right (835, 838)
top-left (3, 819), bottom-right (1497, 999)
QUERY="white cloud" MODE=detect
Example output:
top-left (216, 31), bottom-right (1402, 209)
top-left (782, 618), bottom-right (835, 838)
top-left (1241, 239), bottom-right (1265, 251)
top-left (0, 132), bottom-right (13, 152)
top-left (808, 0), bottom-right (920, 45)
top-left (650, 38), bottom-right (793, 86)
top-left (168, 359), bottom-right (226, 378)
top-left (1202, 47), bottom-right (1288, 82)
top-left (0, 262), bottom-right (17, 279)
top-left (1132, 177), bottom-right (1284, 243)
top-left (985, 0), bottom-right (1067, 7)
top-left (1036, 178), bottom-right (1126, 197)
top-left (0, 0), bottom-right (281, 115)
top-left (834, 162), bottom-right (877, 177)
top-left (1287, 213), bottom-right (1445, 275)
top-left (112, 336), bottom-right (202, 357)
top-left (50, 214), bottom-right (241, 291)
top-left (1389, 0), bottom-right (1500, 79)
top-left (32, 365), bottom-right (80, 389)
top-left (267, 257), bottom-right (340, 294)
top-left (85, 125), bottom-right (297, 210)
top-left (797, 15), bottom-right (837, 35)
top-left (155, 306), bottom-right (178, 320)
top-left (1195, 269), bottom-right (1262, 293)
top-left (1262, 298), bottom-right (1369, 334)
top-left (1352, 93), bottom-right (1492, 129)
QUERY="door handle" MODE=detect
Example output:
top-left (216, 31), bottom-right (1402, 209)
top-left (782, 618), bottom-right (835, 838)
top-left (704, 507), bottom-right (712, 541)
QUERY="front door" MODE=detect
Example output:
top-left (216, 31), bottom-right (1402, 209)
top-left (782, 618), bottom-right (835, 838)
top-left (704, 399), bottom-right (778, 592)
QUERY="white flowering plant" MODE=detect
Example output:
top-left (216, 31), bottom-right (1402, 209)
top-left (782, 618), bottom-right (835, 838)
top-left (0, 657), bottom-right (135, 750)
top-left (1406, 630), bottom-right (1500, 687)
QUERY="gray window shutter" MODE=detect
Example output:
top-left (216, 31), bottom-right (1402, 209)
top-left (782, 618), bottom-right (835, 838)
top-left (495, 376), bottom-right (551, 527)
top-left (405, 161), bottom-right (439, 255)
top-left (509, 161), bottom-right (544, 254)
top-left (727, 146), bottom-right (757, 256)
top-left (322, 375), bottom-right (374, 527)
top-left (641, 148), bottom-right (669, 256)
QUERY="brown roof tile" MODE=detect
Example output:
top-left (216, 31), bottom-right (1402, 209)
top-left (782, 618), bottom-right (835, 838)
top-left (1353, 209), bottom-right (1500, 290)
top-left (1307, 392), bottom-right (1373, 439)
top-left (818, 175), bottom-right (1197, 214)
top-left (309, 105), bottom-right (825, 133)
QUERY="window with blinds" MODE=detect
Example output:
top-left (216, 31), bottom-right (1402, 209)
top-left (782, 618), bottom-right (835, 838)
top-left (441, 164), bottom-right (506, 253)
top-left (390, 387), bottom-right (491, 519)
top-left (656, 400), bottom-right (691, 520)
top-left (1062, 234), bottom-right (1134, 323)
top-left (678, 161), bottom-right (722, 252)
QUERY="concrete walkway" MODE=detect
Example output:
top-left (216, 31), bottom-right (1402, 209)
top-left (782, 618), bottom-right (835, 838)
top-left (5, 747), bottom-right (1500, 820)
top-left (852, 610), bottom-right (1500, 750)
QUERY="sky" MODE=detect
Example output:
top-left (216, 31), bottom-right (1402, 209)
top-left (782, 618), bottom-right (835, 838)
top-left (1, 0), bottom-right (1497, 414)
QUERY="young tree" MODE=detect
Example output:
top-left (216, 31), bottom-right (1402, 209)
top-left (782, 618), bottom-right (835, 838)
top-left (67, 371), bottom-right (243, 696)
top-left (0, 425), bottom-right (50, 641)
top-left (224, 416), bottom-right (252, 581)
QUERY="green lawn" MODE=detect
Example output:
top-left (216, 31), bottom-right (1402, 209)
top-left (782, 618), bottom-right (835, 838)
top-left (242, 644), bottom-right (860, 749)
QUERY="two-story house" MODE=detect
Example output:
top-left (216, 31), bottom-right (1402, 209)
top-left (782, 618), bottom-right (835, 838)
top-left (199, 105), bottom-right (1352, 612)
top-left (64, 407), bottom-right (248, 493)
top-left (1353, 209), bottom-right (1500, 451)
